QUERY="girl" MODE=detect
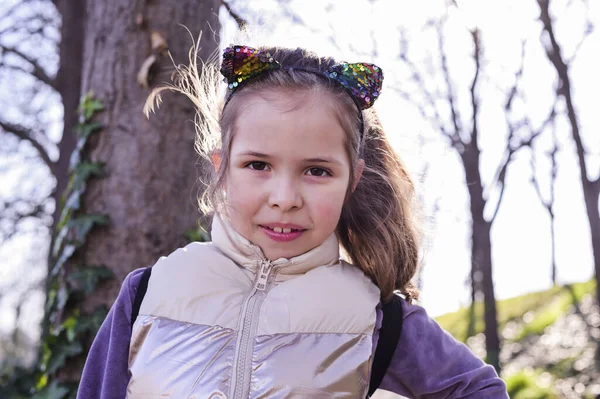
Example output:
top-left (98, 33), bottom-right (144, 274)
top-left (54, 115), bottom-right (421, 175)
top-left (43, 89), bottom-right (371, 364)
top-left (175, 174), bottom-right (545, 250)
top-left (77, 43), bottom-right (508, 398)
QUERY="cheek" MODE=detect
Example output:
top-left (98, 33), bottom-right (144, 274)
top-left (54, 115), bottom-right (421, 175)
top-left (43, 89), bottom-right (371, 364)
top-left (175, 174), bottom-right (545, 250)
top-left (310, 184), bottom-right (347, 228)
top-left (225, 171), bottom-right (261, 215)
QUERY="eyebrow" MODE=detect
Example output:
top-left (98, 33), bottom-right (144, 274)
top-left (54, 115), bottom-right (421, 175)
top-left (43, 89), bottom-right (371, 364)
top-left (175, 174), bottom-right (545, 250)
top-left (238, 151), bottom-right (270, 159)
top-left (237, 151), bottom-right (342, 165)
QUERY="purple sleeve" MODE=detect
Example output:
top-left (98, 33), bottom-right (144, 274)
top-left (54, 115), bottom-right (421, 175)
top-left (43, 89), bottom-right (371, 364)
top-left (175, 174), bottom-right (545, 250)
top-left (76, 268), bottom-right (146, 399)
top-left (378, 300), bottom-right (508, 398)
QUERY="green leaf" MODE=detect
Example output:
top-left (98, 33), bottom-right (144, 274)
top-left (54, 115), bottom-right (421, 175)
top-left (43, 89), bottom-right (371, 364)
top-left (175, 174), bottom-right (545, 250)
top-left (39, 341), bottom-right (53, 373)
top-left (44, 288), bottom-right (56, 314)
top-left (64, 161), bottom-right (105, 199)
top-left (78, 92), bottom-right (104, 122)
top-left (63, 190), bottom-right (81, 214)
top-left (75, 305), bottom-right (109, 335)
top-left (67, 266), bottom-right (114, 295)
top-left (52, 224), bottom-right (71, 259)
top-left (73, 161), bottom-right (105, 189)
top-left (50, 244), bottom-right (76, 277)
top-left (60, 174), bottom-right (78, 208)
top-left (46, 340), bottom-right (82, 375)
top-left (36, 373), bottom-right (48, 390)
top-left (68, 122), bottom-right (103, 171)
top-left (61, 313), bottom-right (78, 342)
top-left (84, 100), bottom-right (103, 120)
top-left (66, 214), bottom-right (109, 247)
top-left (74, 122), bottom-right (103, 139)
top-left (32, 380), bottom-right (69, 399)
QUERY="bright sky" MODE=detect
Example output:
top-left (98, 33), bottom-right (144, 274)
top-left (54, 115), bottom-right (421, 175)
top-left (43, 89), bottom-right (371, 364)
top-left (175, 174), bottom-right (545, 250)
top-left (1, 0), bottom-right (599, 341)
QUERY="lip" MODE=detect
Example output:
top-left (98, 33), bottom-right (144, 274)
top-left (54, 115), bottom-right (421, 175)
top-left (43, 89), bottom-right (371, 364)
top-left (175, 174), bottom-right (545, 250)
top-left (260, 223), bottom-right (306, 230)
top-left (259, 224), bottom-right (306, 242)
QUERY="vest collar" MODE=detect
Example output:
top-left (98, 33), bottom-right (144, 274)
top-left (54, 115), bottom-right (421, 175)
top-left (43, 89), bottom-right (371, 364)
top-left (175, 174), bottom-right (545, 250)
top-left (211, 213), bottom-right (341, 281)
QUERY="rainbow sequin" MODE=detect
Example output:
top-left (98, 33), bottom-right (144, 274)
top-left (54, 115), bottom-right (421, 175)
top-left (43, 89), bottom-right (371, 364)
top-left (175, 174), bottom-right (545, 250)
top-left (221, 46), bottom-right (280, 90)
top-left (323, 63), bottom-right (382, 110)
top-left (220, 45), bottom-right (383, 110)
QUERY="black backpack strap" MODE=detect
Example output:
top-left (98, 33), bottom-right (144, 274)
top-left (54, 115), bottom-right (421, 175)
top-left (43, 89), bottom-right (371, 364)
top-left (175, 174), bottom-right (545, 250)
top-left (367, 294), bottom-right (404, 398)
top-left (130, 266), bottom-right (153, 330)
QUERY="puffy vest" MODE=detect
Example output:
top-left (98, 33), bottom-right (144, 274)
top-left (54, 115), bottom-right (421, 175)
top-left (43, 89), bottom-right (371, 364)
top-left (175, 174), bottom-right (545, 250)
top-left (127, 215), bottom-right (381, 398)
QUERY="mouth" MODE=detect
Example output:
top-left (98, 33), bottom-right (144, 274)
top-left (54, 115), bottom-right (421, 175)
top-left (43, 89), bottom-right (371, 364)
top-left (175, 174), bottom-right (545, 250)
top-left (259, 224), bottom-right (306, 242)
top-left (260, 225), bottom-right (305, 234)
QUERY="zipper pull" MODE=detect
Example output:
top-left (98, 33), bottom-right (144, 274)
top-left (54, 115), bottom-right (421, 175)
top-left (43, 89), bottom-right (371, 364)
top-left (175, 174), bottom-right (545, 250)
top-left (255, 260), bottom-right (273, 291)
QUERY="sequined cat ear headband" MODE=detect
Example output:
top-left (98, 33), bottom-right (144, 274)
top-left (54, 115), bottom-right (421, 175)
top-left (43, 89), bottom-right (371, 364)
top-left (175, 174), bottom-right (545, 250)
top-left (219, 45), bottom-right (384, 143)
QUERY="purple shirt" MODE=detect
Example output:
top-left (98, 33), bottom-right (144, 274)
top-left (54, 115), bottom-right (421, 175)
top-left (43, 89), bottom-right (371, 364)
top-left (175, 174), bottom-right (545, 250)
top-left (77, 269), bottom-right (508, 398)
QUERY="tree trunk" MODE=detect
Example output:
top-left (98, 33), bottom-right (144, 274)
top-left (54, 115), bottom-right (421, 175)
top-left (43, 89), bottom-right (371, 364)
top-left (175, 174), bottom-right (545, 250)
top-left (536, 0), bottom-right (600, 308)
top-left (59, 0), bottom-right (220, 382)
top-left (585, 184), bottom-right (600, 305)
top-left (563, 84), bottom-right (600, 306)
top-left (467, 260), bottom-right (478, 338)
top-left (462, 145), bottom-right (501, 372)
top-left (550, 207), bottom-right (557, 286)
top-left (561, 65), bottom-right (600, 305)
top-left (48, 0), bottom-right (85, 274)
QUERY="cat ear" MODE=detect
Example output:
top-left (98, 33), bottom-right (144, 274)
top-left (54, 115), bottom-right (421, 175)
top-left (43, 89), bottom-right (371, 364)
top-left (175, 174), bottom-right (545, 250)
top-left (324, 63), bottom-right (383, 110)
top-left (220, 46), bottom-right (280, 90)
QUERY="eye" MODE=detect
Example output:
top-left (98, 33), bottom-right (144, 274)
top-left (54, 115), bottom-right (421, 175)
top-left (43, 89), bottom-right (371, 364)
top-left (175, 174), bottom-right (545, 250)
top-left (306, 167), bottom-right (330, 177)
top-left (247, 161), bottom-right (269, 171)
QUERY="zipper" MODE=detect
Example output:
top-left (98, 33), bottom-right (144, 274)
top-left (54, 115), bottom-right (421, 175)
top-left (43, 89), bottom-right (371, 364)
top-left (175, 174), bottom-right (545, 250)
top-left (230, 259), bottom-right (276, 399)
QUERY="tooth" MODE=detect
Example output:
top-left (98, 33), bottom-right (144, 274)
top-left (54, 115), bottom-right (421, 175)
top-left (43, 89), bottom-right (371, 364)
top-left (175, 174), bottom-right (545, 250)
top-left (273, 227), bottom-right (283, 233)
top-left (282, 228), bottom-right (292, 233)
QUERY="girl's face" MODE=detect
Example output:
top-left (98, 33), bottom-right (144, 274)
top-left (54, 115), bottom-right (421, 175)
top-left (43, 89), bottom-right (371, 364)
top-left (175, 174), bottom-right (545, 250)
top-left (224, 89), bottom-right (358, 260)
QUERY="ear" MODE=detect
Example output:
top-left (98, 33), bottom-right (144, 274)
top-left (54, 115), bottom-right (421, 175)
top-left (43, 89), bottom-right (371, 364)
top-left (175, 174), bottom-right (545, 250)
top-left (351, 159), bottom-right (365, 192)
top-left (211, 150), bottom-right (222, 173)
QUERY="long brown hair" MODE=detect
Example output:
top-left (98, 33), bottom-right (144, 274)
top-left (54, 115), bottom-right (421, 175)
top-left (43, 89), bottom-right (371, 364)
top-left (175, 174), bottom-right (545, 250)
top-left (145, 40), bottom-right (421, 303)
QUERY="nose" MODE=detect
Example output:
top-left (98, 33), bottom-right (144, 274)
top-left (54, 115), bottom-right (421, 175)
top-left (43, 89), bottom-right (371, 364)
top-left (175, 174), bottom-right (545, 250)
top-left (268, 176), bottom-right (303, 212)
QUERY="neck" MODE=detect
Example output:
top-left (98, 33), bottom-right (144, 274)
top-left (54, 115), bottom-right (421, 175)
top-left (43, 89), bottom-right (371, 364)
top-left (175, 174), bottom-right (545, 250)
top-left (210, 213), bottom-right (341, 281)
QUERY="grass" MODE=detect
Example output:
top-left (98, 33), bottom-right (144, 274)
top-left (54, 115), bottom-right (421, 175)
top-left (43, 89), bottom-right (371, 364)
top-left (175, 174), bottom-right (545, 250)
top-left (545, 355), bottom-right (579, 377)
top-left (515, 294), bottom-right (571, 340)
top-left (504, 369), bottom-right (558, 399)
top-left (434, 280), bottom-right (597, 399)
top-left (435, 279), bottom-right (596, 342)
top-left (515, 279), bottom-right (596, 340)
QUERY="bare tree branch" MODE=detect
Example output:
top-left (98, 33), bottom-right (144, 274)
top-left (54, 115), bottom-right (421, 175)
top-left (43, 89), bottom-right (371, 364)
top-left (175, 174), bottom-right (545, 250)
top-left (487, 38), bottom-right (556, 223)
top-left (0, 44), bottom-right (56, 88)
top-left (397, 3), bottom-right (506, 367)
top-left (277, 0), bottom-right (343, 52)
top-left (0, 198), bottom-right (50, 245)
top-left (488, 156), bottom-right (510, 224)
top-left (488, 41), bottom-right (526, 223)
top-left (530, 123), bottom-right (558, 210)
top-left (393, 87), bottom-right (456, 143)
top-left (530, 121), bottom-right (559, 284)
top-left (468, 28), bottom-right (481, 144)
top-left (505, 41), bottom-right (526, 111)
top-left (396, 29), bottom-right (461, 148)
top-left (566, 1), bottom-right (594, 65)
top-left (538, 0), bottom-right (592, 185)
top-left (538, 0), bottom-right (600, 305)
top-left (0, 10), bottom-right (59, 38)
top-left (437, 16), bottom-right (463, 140)
top-left (221, 0), bottom-right (247, 30)
top-left (0, 120), bottom-right (56, 175)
